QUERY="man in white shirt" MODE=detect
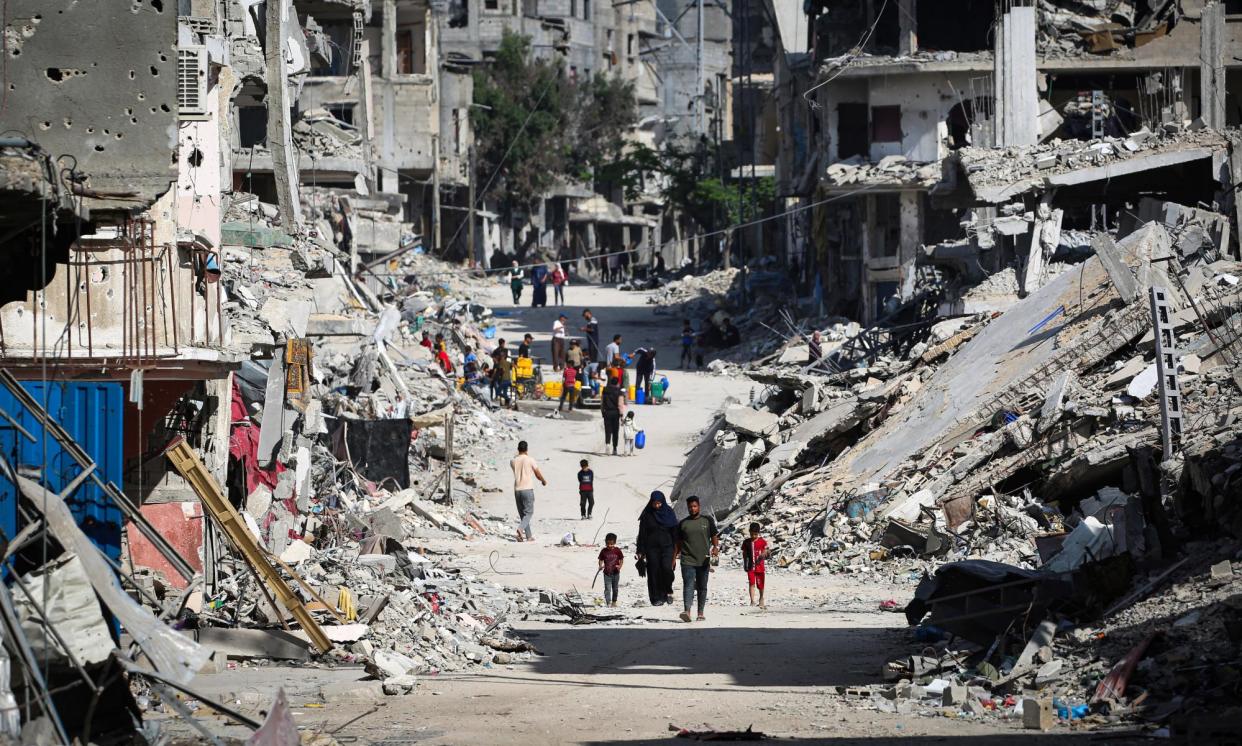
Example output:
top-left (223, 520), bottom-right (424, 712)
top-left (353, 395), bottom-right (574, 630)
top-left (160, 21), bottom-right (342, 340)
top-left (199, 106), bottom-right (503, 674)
top-left (551, 313), bottom-right (567, 371)
top-left (510, 440), bottom-right (547, 542)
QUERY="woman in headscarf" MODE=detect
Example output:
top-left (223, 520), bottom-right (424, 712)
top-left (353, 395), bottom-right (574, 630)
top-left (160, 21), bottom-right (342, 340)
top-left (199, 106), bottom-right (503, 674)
top-left (636, 491), bottom-right (678, 606)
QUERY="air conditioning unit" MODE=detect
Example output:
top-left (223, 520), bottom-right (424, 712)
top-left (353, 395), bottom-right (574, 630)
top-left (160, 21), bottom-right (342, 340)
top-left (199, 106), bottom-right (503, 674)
top-left (177, 46), bottom-right (210, 121)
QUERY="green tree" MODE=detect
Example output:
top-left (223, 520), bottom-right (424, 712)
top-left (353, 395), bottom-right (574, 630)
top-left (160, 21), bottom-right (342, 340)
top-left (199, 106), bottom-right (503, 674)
top-left (470, 31), bottom-right (639, 210)
top-left (470, 31), bottom-right (572, 210)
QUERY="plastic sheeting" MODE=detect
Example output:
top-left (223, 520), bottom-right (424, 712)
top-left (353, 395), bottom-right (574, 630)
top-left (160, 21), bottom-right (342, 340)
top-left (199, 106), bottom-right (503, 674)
top-left (17, 476), bottom-right (209, 685)
top-left (15, 554), bottom-right (114, 666)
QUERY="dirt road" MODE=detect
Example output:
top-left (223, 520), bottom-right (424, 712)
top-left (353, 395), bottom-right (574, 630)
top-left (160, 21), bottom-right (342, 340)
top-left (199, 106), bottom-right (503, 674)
top-left (181, 283), bottom-right (1044, 744)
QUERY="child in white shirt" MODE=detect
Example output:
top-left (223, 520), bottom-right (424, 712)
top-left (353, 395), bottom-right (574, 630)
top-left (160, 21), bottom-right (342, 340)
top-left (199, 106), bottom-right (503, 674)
top-left (622, 411), bottom-right (638, 455)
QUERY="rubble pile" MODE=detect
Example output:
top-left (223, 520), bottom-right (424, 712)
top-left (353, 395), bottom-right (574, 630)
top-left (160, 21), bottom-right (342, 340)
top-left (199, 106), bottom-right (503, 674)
top-left (293, 108), bottom-right (365, 161)
top-left (647, 267), bottom-right (741, 308)
top-left (823, 154), bottom-right (940, 188)
top-left (675, 209), bottom-right (1242, 730)
top-left (953, 129), bottom-right (1229, 193)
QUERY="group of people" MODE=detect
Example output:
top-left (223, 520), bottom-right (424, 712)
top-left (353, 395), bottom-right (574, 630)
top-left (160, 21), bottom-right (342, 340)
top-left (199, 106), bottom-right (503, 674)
top-left (508, 261), bottom-right (568, 307)
top-left (511, 440), bottom-right (770, 620)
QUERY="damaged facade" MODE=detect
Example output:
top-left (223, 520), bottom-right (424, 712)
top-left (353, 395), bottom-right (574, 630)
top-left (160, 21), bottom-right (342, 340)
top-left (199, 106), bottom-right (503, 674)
top-left (767, 0), bottom-right (1242, 324)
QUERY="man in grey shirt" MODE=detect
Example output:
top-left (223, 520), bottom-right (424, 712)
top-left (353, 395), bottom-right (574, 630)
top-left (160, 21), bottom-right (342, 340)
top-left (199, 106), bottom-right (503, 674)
top-left (604, 334), bottom-right (623, 366)
top-left (510, 440), bottom-right (547, 542)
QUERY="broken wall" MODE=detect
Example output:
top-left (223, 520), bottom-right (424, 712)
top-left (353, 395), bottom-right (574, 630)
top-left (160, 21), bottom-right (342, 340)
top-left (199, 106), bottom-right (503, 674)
top-left (0, 0), bottom-right (178, 204)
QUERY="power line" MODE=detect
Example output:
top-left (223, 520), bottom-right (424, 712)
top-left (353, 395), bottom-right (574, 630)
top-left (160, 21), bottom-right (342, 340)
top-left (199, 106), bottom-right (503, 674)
top-left (393, 183), bottom-right (883, 279)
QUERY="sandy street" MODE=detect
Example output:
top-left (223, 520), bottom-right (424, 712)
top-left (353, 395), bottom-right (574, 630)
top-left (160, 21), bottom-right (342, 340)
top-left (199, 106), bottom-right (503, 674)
top-left (180, 283), bottom-right (1055, 744)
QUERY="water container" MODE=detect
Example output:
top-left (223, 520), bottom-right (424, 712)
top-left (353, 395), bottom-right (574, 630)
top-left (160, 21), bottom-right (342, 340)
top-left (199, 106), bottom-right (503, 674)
top-left (652, 380), bottom-right (665, 401)
top-left (544, 380), bottom-right (563, 399)
top-left (660, 376), bottom-right (670, 392)
top-left (627, 385), bottom-right (636, 401)
top-left (635, 430), bottom-right (646, 449)
top-left (635, 387), bottom-right (646, 405)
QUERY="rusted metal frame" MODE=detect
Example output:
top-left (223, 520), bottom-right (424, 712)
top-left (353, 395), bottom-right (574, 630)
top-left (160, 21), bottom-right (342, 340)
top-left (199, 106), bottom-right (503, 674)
top-left (83, 250), bottom-right (94, 358)
top-left (121, 224), bottom-right (129, 363)
top-left (165, 243), bottom-right (178, 354)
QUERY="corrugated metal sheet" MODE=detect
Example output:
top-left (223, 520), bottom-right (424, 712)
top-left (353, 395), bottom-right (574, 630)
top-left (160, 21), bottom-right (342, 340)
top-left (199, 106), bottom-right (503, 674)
top-left (0, 381), bottom-right (124, 559)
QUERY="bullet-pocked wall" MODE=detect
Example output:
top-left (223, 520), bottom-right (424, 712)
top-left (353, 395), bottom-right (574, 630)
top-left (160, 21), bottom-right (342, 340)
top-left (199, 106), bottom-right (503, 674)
top-left (0, 0), bottom-right (178, 202)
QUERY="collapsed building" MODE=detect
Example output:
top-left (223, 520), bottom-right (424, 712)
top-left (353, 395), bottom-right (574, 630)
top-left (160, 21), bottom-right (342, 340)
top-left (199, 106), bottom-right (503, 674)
top-left (660, 0), bottom-right (1242, 735)
top-left (762, 0), bottom-right (1242, 324)
top-left (0, 1), bottom-right (610, 741)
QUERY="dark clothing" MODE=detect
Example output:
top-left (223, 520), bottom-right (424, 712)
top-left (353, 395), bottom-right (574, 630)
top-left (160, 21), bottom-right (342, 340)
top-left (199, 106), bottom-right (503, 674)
top-left (578, 468), bottom-right (594, 492)
top-left (636, 369), bottom-right (653, 398)
top-left (583, 318), bottom-right (600, 361)
top-left (637, 505), bottom-right (677, 604)
top-left (580, 491), bottom-right (595, 518)
top-left (531, 266), bottom-right (549, 308)
top-left (518, 341), bottom-right (532, 358)
top-left (598, 546), bottom-right (624, 575)
top-left (603, 413), bottom-right (621, 453)
top-left (601, 383), bottom-right (623, 452)
top-left (722, 325), bottom-right (741, 347)
top-left (677, 515), bottom-right (719, 567)
top-left (600, 384), bottom-right (622, 415)
top-left (681, 561), bottom-right (710, 614)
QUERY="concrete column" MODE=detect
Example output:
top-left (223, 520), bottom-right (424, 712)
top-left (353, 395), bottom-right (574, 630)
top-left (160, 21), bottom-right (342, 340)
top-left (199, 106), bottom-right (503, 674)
top-left (898, 190), bottom-right (921, 299)
top-left (265, 0), bottom-right (302, 231)
top-left (382, 0), bottom-right (397, 79)
top-left (993, 6), bottom-right (1038, 147)
top-left (1200, 1), bottom-right (1226, 130)
top-left (897, 0), bottom-right (917, 56)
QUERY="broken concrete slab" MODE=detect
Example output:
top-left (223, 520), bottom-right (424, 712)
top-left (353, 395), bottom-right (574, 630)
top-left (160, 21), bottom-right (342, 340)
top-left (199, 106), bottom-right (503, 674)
top-left (1093, 234), bottom-right (1140, 304)
top-left (1126, 363), bottom-right (1159, 399)
top-left (194, 628), bottom-right (313, 662)
top-left (724, 407), bottom-right (780, 438)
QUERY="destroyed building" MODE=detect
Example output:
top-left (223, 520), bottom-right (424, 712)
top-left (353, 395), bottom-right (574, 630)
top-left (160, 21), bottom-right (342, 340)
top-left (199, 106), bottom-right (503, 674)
top-left (766, 0), bottom-right (1242, 324)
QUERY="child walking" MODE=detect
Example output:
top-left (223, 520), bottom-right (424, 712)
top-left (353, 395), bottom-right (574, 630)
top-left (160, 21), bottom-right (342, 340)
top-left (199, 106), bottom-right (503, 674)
top-left (577, 459), bottom-right (595, 519)
top-left (741, 522), bottom-right (769, 608)
top-left (622, 411), bottom-right (638, 455)
top-left (598, 533), bottom-right (624, 607)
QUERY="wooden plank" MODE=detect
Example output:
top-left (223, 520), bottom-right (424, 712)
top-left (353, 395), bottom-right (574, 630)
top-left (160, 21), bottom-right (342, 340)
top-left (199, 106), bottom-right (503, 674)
top-left (164, 437), bottom-right (333, 653)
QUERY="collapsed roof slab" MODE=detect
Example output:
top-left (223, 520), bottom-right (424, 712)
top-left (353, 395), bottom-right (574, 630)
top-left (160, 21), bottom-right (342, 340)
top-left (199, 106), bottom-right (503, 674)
top-left (818, 223), bottom-right (1172, 496)
top-left (938, 138), bottom-right (1228, 207)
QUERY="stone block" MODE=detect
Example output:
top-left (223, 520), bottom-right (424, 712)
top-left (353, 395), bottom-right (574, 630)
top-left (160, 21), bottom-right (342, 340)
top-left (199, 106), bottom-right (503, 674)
top-left (1022, 698), bottom-right (1053, 730)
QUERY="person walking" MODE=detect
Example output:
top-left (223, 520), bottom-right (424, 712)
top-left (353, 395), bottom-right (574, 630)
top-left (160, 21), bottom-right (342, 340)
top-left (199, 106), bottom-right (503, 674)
top-left (600, 373), bottom-right (624, 455)
top-left (674, 496), bottom-right (719, 622)
top-left (636, 491), bottom-right (677, 606)
top-left (531, 263), bottom-right (549, 308)
top-left (552, 262), bottom-right (567, 305)
top-left (577, 459), bottom-right (595, 519)
top-left (551, 314), bottom-right (567, 371)
top-left (597, 534), bottom-right (624, 607)
top-left (679, 320), bottom-right (695, 370)
top-left (508, 261), bottom-right (524, 305)
top-left (510, 440), bottom-right (546, 542)
top-left (580, 309), bottom-right (600, 363)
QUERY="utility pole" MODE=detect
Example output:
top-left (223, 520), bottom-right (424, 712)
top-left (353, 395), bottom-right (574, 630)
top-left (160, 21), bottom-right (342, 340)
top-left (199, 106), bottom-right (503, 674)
top-left (694, 0), bottom-right (704, 134)
top-left (468, 145), bottom-right (478, 266)
top-left (432, 134), bottom-right (442, 254)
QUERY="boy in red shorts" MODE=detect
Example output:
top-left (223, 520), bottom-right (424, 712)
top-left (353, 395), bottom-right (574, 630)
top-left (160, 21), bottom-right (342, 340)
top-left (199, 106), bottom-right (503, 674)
top-left (741, 522), bottom-right (769, 608)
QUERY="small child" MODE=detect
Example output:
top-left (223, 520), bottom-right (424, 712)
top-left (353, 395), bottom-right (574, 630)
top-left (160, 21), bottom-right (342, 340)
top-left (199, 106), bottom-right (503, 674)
top-left (598, 533), bottom-right (624, 607)
top-left (577, 459), bottom-right (595, 519)
top-left (622, 411), bottom-right (638, 455)
top-left (741, 522), bottom-right (769, 608)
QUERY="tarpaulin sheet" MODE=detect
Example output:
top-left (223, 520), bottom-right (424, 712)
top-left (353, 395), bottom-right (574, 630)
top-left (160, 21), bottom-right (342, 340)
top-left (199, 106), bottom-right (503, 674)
top-left (331, 418), bottom-right (412, 489)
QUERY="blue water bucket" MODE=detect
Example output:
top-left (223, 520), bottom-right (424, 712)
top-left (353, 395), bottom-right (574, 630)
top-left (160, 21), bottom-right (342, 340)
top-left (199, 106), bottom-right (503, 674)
top-left (635, 388), bottom-right (646, 405)
top-left (635, 430), bottom-right (646, 449)
top-left (659, 376), bottom-right (669, 392)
